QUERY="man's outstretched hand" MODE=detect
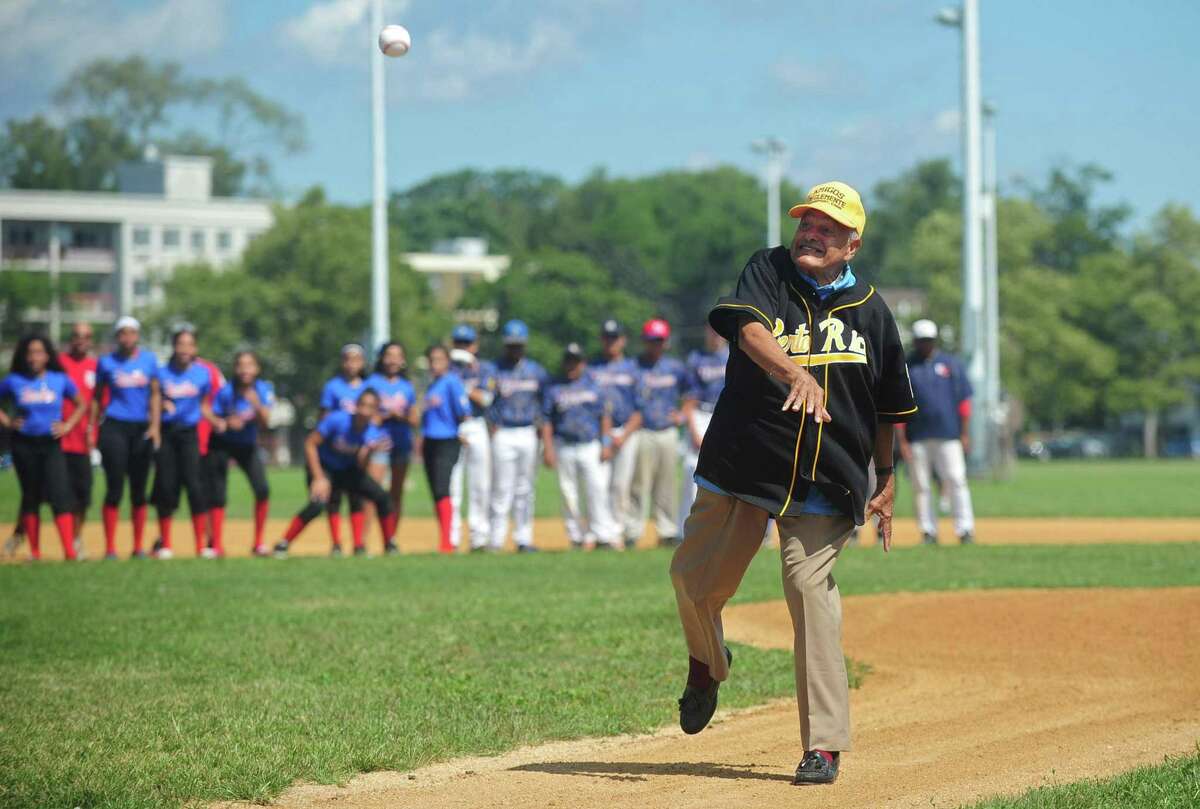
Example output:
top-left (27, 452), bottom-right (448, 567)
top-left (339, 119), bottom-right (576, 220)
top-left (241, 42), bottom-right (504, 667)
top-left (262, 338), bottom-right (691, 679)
top-left (865, 471), bottom-right (895, 552)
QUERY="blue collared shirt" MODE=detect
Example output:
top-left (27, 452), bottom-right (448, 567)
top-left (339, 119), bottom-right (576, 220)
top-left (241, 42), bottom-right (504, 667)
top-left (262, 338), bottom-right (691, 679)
top-left (694, 475), bottom-right (843, 516)
top-left (794, 264), bottom-right (857, 301)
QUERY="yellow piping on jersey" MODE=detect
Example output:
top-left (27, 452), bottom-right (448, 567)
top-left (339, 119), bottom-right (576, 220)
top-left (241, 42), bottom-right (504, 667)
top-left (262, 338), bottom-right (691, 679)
top-left (791, 352), bottom-right (868, 367)
top-left (779, 294), bottom-right (814, 514)
top-left (711, 302), bottom-right (772, 330)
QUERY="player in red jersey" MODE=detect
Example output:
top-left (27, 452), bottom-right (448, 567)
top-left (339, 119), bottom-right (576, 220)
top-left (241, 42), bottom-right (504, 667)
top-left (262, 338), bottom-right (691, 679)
top-left (58, 323), bottom-right (98, 558)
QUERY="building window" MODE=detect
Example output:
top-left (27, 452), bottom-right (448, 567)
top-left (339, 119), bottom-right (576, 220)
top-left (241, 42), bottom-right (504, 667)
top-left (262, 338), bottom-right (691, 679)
top-left (162, 228), bottom-right (181, 249)
top-left (191, 230), bottom-right (206, 251)
top-left (216, 230), bottom-right (233, 250)
top-left (133, 279), bottom-right (151, 297)
top-left (132, 226), bottom-right (151, 247)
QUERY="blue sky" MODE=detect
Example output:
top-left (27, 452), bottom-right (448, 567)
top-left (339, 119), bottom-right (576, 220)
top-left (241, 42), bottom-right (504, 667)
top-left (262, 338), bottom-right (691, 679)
top-left (2, 0), bottom-right (1197, 227)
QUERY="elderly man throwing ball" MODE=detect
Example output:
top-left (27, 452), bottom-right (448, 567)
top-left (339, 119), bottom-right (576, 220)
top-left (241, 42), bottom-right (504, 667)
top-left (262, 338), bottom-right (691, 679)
top-left (670, 182), bottom-right (917, 785)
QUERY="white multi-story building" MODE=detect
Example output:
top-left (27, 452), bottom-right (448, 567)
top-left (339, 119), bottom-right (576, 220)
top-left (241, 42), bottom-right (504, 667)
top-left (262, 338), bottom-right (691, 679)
top-left (0, 154), bottom-right (272, 336)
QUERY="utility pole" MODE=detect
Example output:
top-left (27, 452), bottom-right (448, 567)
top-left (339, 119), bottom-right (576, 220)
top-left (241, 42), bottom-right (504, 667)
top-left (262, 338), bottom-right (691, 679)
top-left (369, 0), bottom-right (390, 351)
top-left (751, 138), bottom-right (789, 247)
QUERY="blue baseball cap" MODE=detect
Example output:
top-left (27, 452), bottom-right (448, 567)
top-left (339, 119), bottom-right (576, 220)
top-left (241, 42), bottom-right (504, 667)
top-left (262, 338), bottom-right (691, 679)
top-left (451, 324), bottom-right (477, 343)
top-left (502, 319), bottom-right (529, 345)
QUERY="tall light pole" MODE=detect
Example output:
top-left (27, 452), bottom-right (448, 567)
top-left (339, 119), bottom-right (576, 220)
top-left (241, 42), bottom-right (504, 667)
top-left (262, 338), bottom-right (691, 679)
top-left (937, 2), bottom-right (987, 471)
top-left (369, 0), bottom-right (390, 351)
top-left (981, 101), bottom-right (1001, 471)
top-left (751, 138), bottom-right (789, 247)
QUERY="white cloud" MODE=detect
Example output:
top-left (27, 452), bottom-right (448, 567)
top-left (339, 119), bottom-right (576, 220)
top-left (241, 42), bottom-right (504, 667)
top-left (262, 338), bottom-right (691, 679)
top-left (282, 0), bottom-right (411, 66)
top-left (770, 58), bottom-right (861, 97)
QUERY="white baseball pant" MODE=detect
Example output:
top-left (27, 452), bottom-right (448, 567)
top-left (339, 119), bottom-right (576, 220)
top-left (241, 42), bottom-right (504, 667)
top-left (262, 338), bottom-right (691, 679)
top-left (603, 426), bottom-right (642, 544)
top-left (678, 408), bottom-right (713, 536)
top-left (488, 425), bottom-right (538, 549)
top-left (909, 438), bottom-right (976, 538)
top-left (450, 416), bottom-right (491, 549)
top-left (634, 427), bottom-right (681, 542)
top-left (554, 439), bottom-right (618, 547)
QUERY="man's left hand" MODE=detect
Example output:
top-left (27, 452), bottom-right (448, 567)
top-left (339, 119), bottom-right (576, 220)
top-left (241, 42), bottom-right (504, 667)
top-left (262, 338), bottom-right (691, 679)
top-left (960, 432), bottom-right (971, 455)
top-left (865, 472), bottom-right (896, 552)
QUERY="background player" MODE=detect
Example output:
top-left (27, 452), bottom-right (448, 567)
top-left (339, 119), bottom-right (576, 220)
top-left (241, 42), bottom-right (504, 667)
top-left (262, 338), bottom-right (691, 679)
top-left (0, 334), bottom-right (85, 561)
top-left (447, 324), bottom-right (495, 552)
top-left (91, 316), bottom-right (160, 559)
top-left (194, 349), bottom-right (225, 551)
top-left (420, 344), bottom-right (471, 553)
top-left (209, 350), bottom-right (274, 557)
top-left (317, 344), bottom-right (367, 555)
top-left (540, 342), bottom-right (619, 551)
top-left (366, 341), bottom-right (418, 545)
top-left (632, 318), bottom-right (689, 548)
top-left (591, 319), bottom-right (643, 549)
top-left (679, 324), bottom-right (728, 536)
top-left (273, 388), bottom-right (397, 558)
top-left (487, 319), bottom-right (547, 553)
top-left (58, 322), bottom-right (98, 559)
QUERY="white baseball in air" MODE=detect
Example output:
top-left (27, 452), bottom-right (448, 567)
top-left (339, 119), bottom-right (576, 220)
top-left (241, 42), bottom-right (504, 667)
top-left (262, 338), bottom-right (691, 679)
top-left (378, 25), bottom-right (411, 57)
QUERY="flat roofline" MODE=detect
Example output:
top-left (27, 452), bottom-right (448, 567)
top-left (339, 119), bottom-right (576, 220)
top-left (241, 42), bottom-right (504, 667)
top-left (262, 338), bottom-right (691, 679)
top-left (0, 188), bottom-right (273, 208)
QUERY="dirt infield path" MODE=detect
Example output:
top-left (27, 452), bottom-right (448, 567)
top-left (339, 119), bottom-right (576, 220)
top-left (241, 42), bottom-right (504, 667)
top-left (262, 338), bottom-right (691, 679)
top-left (218, 587), bottom-right (1200, 809)
top-left (14, 516), bottom-right (1200, 561)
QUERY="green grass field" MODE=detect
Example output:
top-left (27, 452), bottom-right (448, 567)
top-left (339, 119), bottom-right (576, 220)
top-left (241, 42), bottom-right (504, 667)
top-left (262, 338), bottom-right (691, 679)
top-left (2, 542), bottom-right (1199, 809)
top-left (2, 458), bottom-right (1198, 521)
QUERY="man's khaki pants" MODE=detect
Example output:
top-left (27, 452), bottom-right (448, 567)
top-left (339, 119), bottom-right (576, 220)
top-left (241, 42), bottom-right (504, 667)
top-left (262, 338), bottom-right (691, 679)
top-left (670, 487), bottom-right (854, 752)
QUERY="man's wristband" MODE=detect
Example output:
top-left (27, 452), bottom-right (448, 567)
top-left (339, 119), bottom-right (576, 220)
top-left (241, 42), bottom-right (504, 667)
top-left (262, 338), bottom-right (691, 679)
top-left (876, 465), bottom-right (895, 476)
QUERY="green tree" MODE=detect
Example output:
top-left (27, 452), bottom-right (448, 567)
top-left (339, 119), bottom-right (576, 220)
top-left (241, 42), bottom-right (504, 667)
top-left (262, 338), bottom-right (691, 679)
top-left (0, 270), bottom-right (54, 343)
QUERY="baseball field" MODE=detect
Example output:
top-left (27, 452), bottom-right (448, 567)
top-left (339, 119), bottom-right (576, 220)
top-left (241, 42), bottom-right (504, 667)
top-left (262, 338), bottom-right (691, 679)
top-left (2, 459), bottom-right (1198, 808)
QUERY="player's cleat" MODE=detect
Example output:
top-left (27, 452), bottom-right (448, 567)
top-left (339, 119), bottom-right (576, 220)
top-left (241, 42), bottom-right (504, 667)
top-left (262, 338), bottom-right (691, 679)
top-left (251, 545), bottom-right (270, 558)
top-left (516, 544), bottom-right (539, 554)
top-left (272, 540), bottom-right (289, 559)
top-left (678, 646), bottom-right (732, 735)
top-left (921, 533), bottom-right (938, 546)
top-left (131, 549), bottom-right (148, 560)
top-left (4, 532), bottom-right (26, 557)
top-left (793, 750), bottom-right (839, 785)
top-left (384, 541), bottom-right (400, 556)
top-left (151, 538), bottom-right (171, 559)
top-left (104, 551), bottom-right (119, 561)
top-left (330, 544), bottom-right (344, 558)
top-left (200, 547), bottom-right (218, 560)
top-left (958, 532), bottom-right (975, 545)
top-left (353, 546), bottom-right (368, 557)
top-left (73, 537), bottom-right (87, 560)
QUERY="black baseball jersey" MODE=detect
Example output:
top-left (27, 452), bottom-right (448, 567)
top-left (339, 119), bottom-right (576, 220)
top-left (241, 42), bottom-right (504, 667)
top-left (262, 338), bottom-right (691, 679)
top-left (697, 247), bottom-right (917, 524)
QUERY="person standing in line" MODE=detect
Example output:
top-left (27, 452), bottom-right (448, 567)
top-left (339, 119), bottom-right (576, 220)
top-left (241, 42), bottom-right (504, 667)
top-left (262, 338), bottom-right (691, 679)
top-left (678, 324), bottom-right (728, 536)
top-left (366, 341), bottom-right (419, 550)
top-left (540, 342), bottom-right (620, 551)
top-left (208, 350), bottom-right (274, 557)
top-left (896, 319), bottom-right (976, 545)
top-left (317, 344), bottom-right (367, 555)
top-left (151, 325), bottom-right (215, 559)
top-left (631, 318), bottom-right (690, 548)
top-left (487, 319), bottom-right (548, 553)
top-left (420, 344), bottom-right (472, 554)
top-left (590, 319), bottom-right (643, 549)
top-left (58, 322), bottom-right (98, 559)
top-left (0, 334), bottom-right (86, 561)
top-left (447, 324), bottom-right (496, 552)
top-left (90, 316), bottom-right (160, 559)
top-left (195, 352), bottom-right (224, 552)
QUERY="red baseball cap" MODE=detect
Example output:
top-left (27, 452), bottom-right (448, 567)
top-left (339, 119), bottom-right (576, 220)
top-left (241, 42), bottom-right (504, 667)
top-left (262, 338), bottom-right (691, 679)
top-left (642, 318), bottom-right (670, 340)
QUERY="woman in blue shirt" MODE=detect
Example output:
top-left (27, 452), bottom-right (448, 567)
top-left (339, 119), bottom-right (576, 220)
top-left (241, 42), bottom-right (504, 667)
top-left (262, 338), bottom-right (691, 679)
top-left (421, 344), bottom-right (471, 553)
top-left (317, 344), bottom-right (367, 554)
top-left (90, 316), bottom-right (161, 559)
top-left (151, 325), bottom-right (216, 559)
top-left (365, 342), bottom-right (419, 536)
top-left (0, 334), bottom-right (85, 561)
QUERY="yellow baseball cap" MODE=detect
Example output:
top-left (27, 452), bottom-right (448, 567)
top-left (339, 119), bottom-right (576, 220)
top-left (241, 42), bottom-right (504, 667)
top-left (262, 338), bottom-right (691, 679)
top-left (788, 181), bottom-right (867, 236)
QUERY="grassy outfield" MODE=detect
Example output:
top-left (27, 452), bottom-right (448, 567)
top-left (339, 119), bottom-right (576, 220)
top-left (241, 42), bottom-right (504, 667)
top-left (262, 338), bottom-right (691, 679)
top-left (1, 458), bottom-right (1198, 521)
top-left (2, 543), bottom-right (1199, 808)
top-left (966, 749), bottom-right (1199, 809)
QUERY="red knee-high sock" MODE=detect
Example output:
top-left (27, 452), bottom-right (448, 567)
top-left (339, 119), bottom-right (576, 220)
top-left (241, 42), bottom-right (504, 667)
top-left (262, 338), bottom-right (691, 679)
top-left (158, 515), bottom-right (173, 551)
top-left (350, 512), bottom-right (366, 550)
top-left (132, 505), bottom-right (148, 552)
top-left (102, 504), bottom-right (118, 555)
top-left (253, 500), bottom-right (269, 548)
top-left (21, 514), bottom-right (40, 560)
top-left (284, 516), bottom-right (307, 543)
top-left (327, 512), bottom-right (342, 547)
top-left (210, 507), bottom-right (226, 554)
top-left (381, 511), bottom-right (398, 544)
top-left (436, 497), bottom-right (454, 553)
top-left (54, 513), bottom-right (76, 561)
top-left (192, 513), bottom-right (208, 556)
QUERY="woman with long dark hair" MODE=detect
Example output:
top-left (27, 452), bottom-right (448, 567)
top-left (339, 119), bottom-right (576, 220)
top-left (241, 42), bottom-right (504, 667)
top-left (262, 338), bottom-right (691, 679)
top-left (366, 341), bottom-right (418, 539)
top-left (420, 344), bottom-right (471, 553)
top-left (0, 334), bottom-right (86, 561)
top-left (208, 350), bottom-right (274, 557)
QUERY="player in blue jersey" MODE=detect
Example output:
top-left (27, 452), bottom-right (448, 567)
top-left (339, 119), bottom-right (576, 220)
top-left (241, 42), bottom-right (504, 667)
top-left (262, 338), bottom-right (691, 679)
top-left (591, 319), bottom-right (645, 548)
top-left (365, 342), bottom-right (418, 547)
top-left (679, 324), bottom-right (729, 535)
top-left (151, 324), bottom-right (215, 559)
top-left (421, 344), bottom-right (472, 553)
top-left (209, 350), bottom-right (274, 556)
top-left (448, 325), bottom-right (496, 552)
top-left (632, 318), bottom-right (690, 548)
top-left (540, 343), bottom-right (619, 551)
top-left (90, 316), bottom-right (161, 559)
top-left (273, 388), bottom-right (398, 557)
top-left (487, 319), bottom-right (549, 552)
top-left (0, 334), bottom-right (85, 561)
top-left (317, 344), bottom-right (367, 554)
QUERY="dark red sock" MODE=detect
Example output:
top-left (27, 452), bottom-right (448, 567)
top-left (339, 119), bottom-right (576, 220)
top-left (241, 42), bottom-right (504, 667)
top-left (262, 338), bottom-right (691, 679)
top-left (435, 497), bottom-right (454, 553)
top-left (210, 507), bottom-right (226, 553)
top-left (687, 656), bottom-right (713, 689)
top-left (191, 513), bottom-right (208, 556)
top-left (253, 500), bottom-right (269, 546)
top-left (284, 516), bottom-right (307, 542)
top-left (102, 504), bottom-right (118, 554)
top-left (812, 750), bottom-right (835, 764)
top-left (158, 516), bottom-right (173, 551)
top-left (327, 512), bottom-right (342, 546)
top-left (350, 512), bottom-right (366, 550)
top-left (132, 505), bottom-right (147, 552)
top-left (381, 511), bottom-right (398, 542)
top-left (54, 513), bottom-right (76, 560)
top-left (21, 513), bottom-right (40, 560)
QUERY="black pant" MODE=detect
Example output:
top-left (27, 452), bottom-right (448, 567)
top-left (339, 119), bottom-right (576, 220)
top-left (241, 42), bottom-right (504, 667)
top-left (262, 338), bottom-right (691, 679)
top-left (153, 425), bottom-right (206, 516)
top-left (12, 434), bottom-right (72, 515)
top-left (296, 464), bottom-right (391, 524)
top-left (207, 439), bottom-right (270, 507)
top-left (64, 451), bottom-right (93, 513)
top-left (422, 438), bottom-right (461, 501)
top-left (99, 419), bottom-right (153, 508)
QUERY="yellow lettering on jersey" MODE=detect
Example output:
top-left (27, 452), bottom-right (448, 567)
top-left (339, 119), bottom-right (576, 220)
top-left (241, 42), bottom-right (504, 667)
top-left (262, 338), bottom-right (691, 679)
top-left (788, 324), bottom-right (810, 354)
top-left (849, 331), bottom-right (866, 355)
top-left (819, 316), bottom-right (847, 352)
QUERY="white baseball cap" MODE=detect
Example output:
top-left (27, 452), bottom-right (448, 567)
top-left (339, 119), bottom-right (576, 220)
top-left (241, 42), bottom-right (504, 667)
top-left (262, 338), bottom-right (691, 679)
top-left (911, 319), bottom-right (938, 340)
top-left (113, 315), bottom-right (141, 334)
